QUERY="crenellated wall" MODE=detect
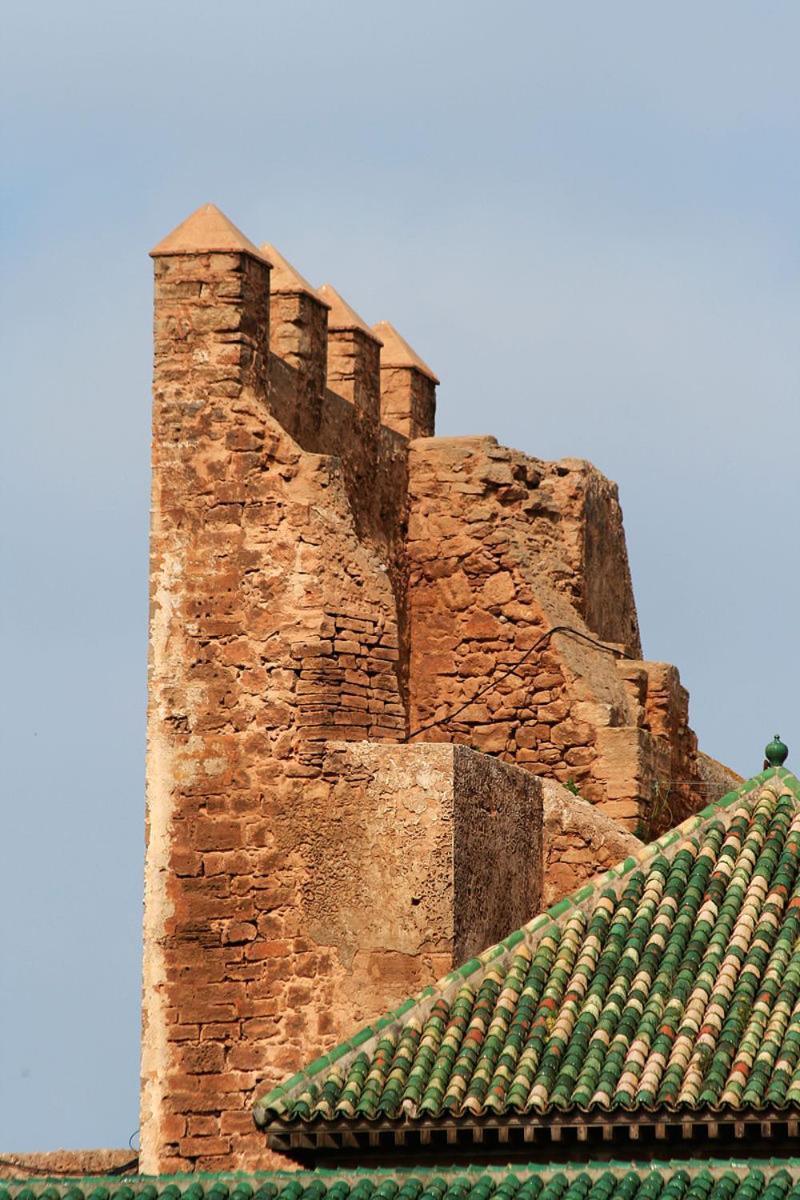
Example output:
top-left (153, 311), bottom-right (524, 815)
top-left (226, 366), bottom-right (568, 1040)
top-left (143, 212), bottom-right (417, 1172)
top-left (141, 204), bottom-right (738, 1174)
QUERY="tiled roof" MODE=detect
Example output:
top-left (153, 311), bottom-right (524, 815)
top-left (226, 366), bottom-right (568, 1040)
top-left (256, 768), bottom-right (800, 1128)
top-left (7, 1163), bottom-right (800, 1200)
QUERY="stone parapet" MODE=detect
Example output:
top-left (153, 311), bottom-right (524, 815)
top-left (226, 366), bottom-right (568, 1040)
top-left (261, 243), bottom-right (329, 445)
top-left (318, 285), bottom-right (382, 424)
top-left (373, 320), bottom-right (437, 440)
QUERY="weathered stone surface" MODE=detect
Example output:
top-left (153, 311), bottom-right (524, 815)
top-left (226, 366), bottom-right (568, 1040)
top-left (697, 748), bottom-right (743, 798)
top-left (405, 435), bottom-right (721, 835)
top-left (373, 320), bottom-right (437, 439)
top-left (300, 742), bottom-right (541, 1025)
top-left (318, 285), bottom-right (382, 422)
top-left (541, 778), bottom-right (642, 906)
top-left (451, 744), bottom-right (542, 960)
top-left (0, 1151), bottom-right (137, 1181)
top-left (141, 206), bottom-right (734, 1176)
top-left (142, 244), bottom-right (409, 1174)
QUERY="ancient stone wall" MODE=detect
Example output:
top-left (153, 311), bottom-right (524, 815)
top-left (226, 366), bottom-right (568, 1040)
top-left (405, 436), bottom-right (634, 787)
top-left (540, 779), bottom-right (642, 906)
top-left (405, 435), bottom-right (723, 834)
top-left (143, 208), bottom-right (542, 1174)
top-left (143, 213), bottom-right (417, 1173)
top-left (295, 742), bottom-right (541, 1037)
top-left (141, 204), bottom-right (735, 1176)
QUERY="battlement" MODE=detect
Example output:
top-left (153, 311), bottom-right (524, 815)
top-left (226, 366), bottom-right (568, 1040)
top-left (141, 204), bottom-right (739, 1176)
top-left (153, 205), bottom-right (434, 445)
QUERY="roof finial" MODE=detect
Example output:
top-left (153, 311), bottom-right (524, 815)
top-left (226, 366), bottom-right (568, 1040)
top-left (764, 734), bottom-right (789, 768)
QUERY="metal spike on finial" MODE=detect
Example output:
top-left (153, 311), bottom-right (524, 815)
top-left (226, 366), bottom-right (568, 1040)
top-left (764, 734), bottom-right (789, 768)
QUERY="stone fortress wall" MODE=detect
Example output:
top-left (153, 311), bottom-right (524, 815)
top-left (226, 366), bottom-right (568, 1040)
top-left (141, 205), bottom-right (739, 1174)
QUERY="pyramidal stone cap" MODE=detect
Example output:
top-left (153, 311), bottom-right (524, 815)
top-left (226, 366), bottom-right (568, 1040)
top-left (372, 320), bottom-right (439, 384)
top-left (260, 243), bottom-right (328, 304)
top-left (317, 284), bottom-right (382, 344)
top-left (150, 203), bottom-right (271, 263)
top-left (260, 243), bottom-right (329, 304)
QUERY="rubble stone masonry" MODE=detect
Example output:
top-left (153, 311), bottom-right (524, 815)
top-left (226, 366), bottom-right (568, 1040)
top-left (540, 779), bottom-right (643, 907)
top-left (141, 205), bottom-right (739, 1174)
top-left (405, 436), bottom-right (737, 834)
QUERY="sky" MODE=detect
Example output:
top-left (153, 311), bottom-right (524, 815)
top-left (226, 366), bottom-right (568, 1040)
top-left (1, 0), bottom-right (799, 1155)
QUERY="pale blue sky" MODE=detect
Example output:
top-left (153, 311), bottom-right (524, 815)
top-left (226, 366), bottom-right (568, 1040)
top-left (2, 0), bottom-right (798, 1153)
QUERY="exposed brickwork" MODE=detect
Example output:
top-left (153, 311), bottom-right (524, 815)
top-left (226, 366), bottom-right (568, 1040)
top-left (326, 328), bottom-right (381, 422)
top-left (405, 436), bottom-right (633, 786)
top-left (319, 285), bottom-right (382, 424)
top-left (141, 206), bottom-right (736, 1176)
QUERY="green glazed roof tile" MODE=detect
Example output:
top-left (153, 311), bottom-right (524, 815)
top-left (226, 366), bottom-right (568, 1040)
top-left (255, 769), bottom-right (800, 1127)
top-left (11, 1164), bottom-right (800, 1200)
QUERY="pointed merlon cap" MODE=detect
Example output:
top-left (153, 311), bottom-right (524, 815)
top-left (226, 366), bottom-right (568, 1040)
top-left (260, 244), bottom-right (329, 305)
top-left (150, 203), bottom-right (271, 264)
top-left (372, 320), bottom-right (439, 384)
top-left (317, 284), bottom-right (382, 344)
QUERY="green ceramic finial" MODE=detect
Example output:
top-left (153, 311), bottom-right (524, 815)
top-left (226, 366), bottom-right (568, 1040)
top-left (765, 734), bottom-right (789, 767)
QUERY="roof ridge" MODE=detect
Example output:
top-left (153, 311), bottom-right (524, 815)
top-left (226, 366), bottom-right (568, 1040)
top-left (255, 767), bottom-right (797, 1124)
top-left (9, 1160), bottom-right (800, 1188)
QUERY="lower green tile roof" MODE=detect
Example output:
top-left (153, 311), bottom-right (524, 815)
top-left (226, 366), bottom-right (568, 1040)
top-left (8, 1163), bottom-right (800, 1200)
top-left (256, 768), bottom-right (800, 1127)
